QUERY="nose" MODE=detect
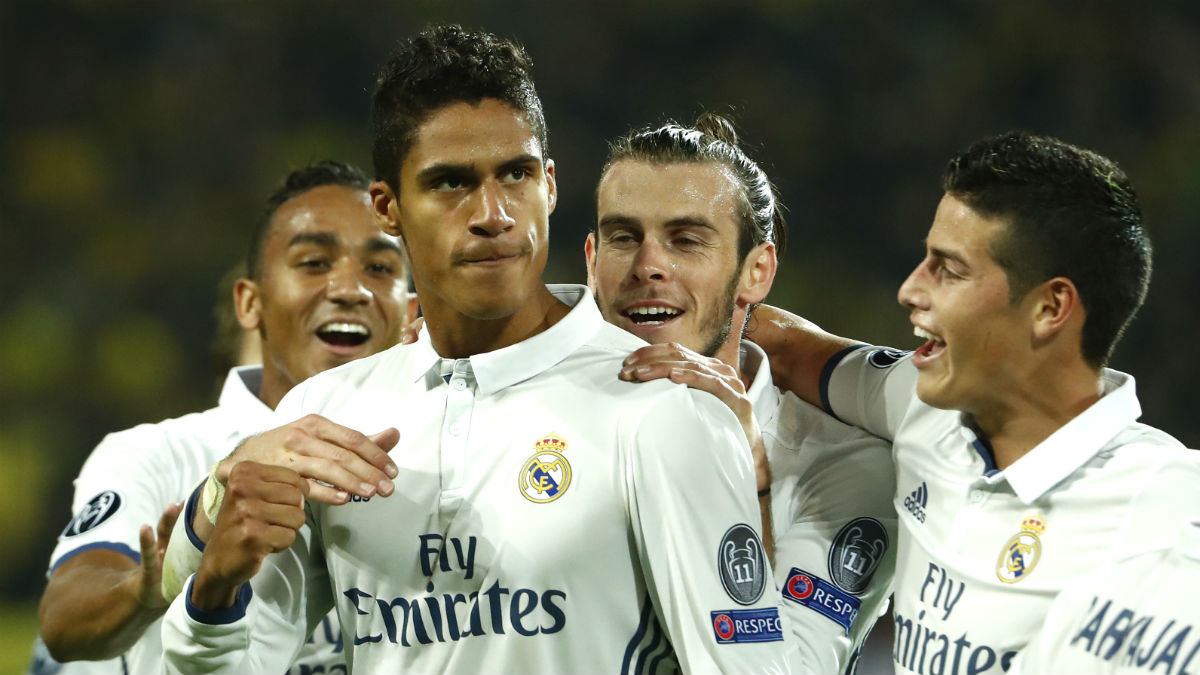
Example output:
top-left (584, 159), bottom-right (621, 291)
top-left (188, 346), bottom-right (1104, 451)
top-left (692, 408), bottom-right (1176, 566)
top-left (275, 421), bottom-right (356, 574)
top-left (897, 259), bottom-right (928, 310)
top-left (631, 239), bottom-right (669, 282)
top-left (468, 181), bottom-right (516, 237)
top-left (327, 260), bottom-right (371, 306)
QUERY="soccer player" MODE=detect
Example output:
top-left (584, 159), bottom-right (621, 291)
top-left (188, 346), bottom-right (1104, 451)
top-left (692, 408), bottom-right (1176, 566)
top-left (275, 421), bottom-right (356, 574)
top-left (36, 160), bottom-right (413, 675)
top-left (586, 113), bottom-right (896, 673)
top-left (747, 131), bottom-right (1200, 674)
top-left (160, 25), bottom-right (788, 675)
top-left (1009, 516), bottom-right (1200, 674)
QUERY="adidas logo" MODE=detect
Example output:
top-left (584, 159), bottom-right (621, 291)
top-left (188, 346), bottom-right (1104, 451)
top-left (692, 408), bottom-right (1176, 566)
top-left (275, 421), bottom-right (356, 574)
top-left (903, 482), bottom-right (928, 523)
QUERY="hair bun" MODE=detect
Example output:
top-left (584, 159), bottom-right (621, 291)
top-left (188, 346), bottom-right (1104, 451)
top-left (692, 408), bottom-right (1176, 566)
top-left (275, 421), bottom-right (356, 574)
top-left (695, 111), bottom-right (739, 147)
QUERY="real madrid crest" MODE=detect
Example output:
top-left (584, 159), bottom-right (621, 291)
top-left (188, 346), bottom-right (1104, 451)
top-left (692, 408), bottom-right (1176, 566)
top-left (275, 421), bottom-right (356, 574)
top-left (518, 434), bottom-right (572, 503)
top-left (996, 514), bottom-right (1045, 583)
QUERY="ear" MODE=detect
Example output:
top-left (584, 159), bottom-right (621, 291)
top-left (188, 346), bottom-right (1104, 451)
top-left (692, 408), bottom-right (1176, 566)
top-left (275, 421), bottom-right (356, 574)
top-left (370, 179), bottom-right (403, 238)
top-left (544, 159), bottom-right (558, 215)
top-left (583, 232), bottom-right (598, 292)
top-left (1030, 276), bottom-right (1081, 340)
top-left (233, 277), bottom-right (263, 331)
top-left (736, 242), bottom-right (777, 308)
top-left (405, 294), bottom-right (420, 326)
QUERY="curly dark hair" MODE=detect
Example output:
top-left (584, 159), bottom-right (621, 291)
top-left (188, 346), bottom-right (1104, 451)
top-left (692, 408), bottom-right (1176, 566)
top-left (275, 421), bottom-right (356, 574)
top-left (943, 131), bottom-right (1150, 368)
top-left (371, 24), bottom-right (548, 192)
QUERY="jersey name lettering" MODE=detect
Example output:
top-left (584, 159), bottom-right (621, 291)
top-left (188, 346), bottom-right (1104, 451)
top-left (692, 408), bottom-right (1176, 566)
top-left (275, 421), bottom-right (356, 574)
top-left (1071, 596), bottom-right (1200, 673)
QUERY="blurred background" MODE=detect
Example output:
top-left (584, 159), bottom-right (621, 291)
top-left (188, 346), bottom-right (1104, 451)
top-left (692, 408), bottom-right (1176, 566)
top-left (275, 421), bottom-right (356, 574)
top-left (2, 2), bottom-right (1198, 672)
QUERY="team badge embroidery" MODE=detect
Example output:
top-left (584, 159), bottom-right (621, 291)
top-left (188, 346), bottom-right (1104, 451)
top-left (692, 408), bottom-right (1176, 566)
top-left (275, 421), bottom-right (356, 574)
top-left (828, 517), bottom-right (889, 594)
top-left (61, 490), bottom-right (124, 538)
top-left (718, 524), bottom-right (767, 605)
top-left (518, 434), bottom-right (572, 503)
top-left (996, 514), bottom-right (1045, 583)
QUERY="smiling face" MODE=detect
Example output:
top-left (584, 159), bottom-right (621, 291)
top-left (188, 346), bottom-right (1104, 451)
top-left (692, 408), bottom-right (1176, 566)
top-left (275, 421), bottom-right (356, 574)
top-left (588, 160), bottom-right (770, 362)
top-left (374, 99), bottom-right (556, 328)
top-left (238, 184), bottom-right (411, 408)
top-left (898, 193), bottom-right (1035, 413)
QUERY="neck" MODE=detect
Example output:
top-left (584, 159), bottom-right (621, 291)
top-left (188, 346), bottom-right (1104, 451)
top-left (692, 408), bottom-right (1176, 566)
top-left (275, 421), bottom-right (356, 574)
top-left (971, 360), bottom-right (1103, 469)
top-left (256, 363), bottom-right (288, 410)
top-left (714, 329), bottom-right (749, 390)
top-left (423, 285), bottom-right (571, 359)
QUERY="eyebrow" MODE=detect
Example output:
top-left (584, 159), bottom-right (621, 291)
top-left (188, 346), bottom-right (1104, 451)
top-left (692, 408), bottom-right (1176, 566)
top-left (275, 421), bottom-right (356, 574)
top-left (928, 244), bottom-right (969, 268)
top-left (365, 237), bottom-right (404, 255)
top-left (597, 214), bottom-right (718, 232)
top-left (415, 154), bottom-right (543, 184)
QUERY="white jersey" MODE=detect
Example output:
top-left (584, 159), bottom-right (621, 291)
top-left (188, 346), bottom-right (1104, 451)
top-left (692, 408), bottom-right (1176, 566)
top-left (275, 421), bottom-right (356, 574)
top-left (161, 285), bottom-right (789, 675)
top-left (1010, 517), bottom-right (1200, 674)
top-left (46, 367), bottom-right (347, 675)
top-left (821, 346), bottom-right (1200, 675)
top-left (744, 342), bottom-right (897, 674)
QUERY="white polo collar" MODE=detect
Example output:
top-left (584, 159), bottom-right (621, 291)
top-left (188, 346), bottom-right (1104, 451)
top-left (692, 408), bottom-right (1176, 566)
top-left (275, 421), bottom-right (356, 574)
top-left (217, 366), bottom-right (275, 435)
top-left (405, 284), bottom-right (603, 397)
top-left (983, 368), bottom-right (1141, 503)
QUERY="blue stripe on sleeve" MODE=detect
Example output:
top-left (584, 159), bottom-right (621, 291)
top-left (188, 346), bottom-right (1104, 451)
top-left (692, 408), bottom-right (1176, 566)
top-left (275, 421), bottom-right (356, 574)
top-left (183, 575), bottom-right (253, 625)
top-left (819, 344), bottom-right (868, 421)
top-left (182, 481), bottom-right (207, 551)
top-left (621, 600), bottom-right (654, 675)
top-left (50, 542), bottom-right (141, 573)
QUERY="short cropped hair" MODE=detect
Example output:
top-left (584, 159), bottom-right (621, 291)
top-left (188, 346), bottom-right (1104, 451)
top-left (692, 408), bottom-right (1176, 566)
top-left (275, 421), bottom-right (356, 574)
top-left (943, 131), bottom-right (1151, 368)
top-left (599, 112), bottom-right (786, 261)
top-left (371, 24), bottom-right (548, 192)
top-left (246, 160), bottom-right (371, 280)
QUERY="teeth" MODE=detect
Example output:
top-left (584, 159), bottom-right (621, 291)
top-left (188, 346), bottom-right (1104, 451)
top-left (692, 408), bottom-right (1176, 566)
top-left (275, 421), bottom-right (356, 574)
top-left (320, 322), bottom-right (369, 335)
top-left (913, 326), bottom-right (943, 344)
top-left (627, 306), bottom-right (681, 317)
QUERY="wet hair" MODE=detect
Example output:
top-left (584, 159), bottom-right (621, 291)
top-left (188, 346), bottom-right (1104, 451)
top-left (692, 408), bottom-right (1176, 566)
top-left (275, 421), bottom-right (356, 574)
top-left (599, 111), bottom-right (786, 260)
top-left (371, 24), bottom-right (548, 192)
top-left (943, 131), bottom-right (1151, 368)
top-left (246, 160), bottom-right (371, 280)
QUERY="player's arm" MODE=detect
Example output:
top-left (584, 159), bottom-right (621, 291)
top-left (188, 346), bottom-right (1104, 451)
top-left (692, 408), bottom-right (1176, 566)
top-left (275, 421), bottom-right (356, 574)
top-left (186, 416), bottom-right (400, 545)
top-left (744, 304), bottom-right (862, 409)
top-left (38, 504), bottom-right (179, 661)
top-left (627, 390), bottom-right (791, 674)
top-left (620, 342), bottom-right (773, 563)
top-left (161, 461), bottom-right (321, 674)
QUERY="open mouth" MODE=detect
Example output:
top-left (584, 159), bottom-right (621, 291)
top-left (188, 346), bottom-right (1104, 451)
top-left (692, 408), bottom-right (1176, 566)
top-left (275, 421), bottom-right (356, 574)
top-left (913, 326), bottom-right (945, 361)
top-left (316, 321), bottom-right (371, 348)
top-left (623, 305), bottom-right (683, 326)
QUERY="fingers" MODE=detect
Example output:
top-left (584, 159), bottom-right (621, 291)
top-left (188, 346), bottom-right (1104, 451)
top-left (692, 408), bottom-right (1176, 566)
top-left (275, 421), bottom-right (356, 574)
top-left (222, 415), bottom-right (399, 501)
top-left (400, 316), bottom-right (424, 345)
top-left (138, 524), bottom-right (157, 568)
top-left (156, 502), bottom-right (181, 550)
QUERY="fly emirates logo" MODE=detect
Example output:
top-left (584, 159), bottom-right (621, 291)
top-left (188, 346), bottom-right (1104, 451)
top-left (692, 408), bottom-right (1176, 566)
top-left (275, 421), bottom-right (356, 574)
top-left (893, 562), bottom-right (1018, 674)
top-left (342, 533), bottom-right (567, 647)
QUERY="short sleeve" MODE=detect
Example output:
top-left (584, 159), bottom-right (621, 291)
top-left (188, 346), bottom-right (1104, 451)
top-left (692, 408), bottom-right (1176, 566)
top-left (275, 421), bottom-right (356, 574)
top-left (821, 345), bottom-right (918, 442)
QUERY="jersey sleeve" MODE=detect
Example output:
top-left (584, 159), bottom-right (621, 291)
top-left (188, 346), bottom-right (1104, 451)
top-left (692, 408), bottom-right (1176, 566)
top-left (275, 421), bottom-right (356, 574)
top-left (624, 386), bottom-right (791, 674)
top-left (820, 345), bottom-right (918, 442)
top-left (1006, 564), bottom-right (1112, 675)
top-left (161, 506), bottom-right (333, 674)
top-left (48, 426), bottom-right (176, 572)
top-left (769, 394), bottom-right (898, 674)
top-left (1111, 449), bottom-right (1200, 553)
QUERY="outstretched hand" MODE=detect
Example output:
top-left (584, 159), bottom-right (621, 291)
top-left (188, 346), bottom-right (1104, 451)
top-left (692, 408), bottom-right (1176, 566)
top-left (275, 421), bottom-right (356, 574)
top-left (217, 416), bottom-right (399, 506)
top-left (621, 343), bottom-right (771, 492)
top-left (133, 502), bottom-right (181, 610)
